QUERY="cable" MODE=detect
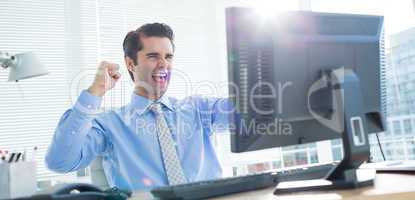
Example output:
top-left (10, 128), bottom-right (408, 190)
top-left (375, 132), bottom-right (386, 161)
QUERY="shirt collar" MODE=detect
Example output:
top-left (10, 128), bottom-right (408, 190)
top-left (130, 92), bottom-right (174, 115)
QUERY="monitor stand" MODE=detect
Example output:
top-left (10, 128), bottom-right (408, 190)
top-left (274, 68), bottom-right (381, 194)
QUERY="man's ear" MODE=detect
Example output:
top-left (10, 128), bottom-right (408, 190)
top-left (124, 56), bottom-right (135, 73)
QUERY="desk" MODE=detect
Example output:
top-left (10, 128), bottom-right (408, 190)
top-left (131, 173), bottom-right (415, 200)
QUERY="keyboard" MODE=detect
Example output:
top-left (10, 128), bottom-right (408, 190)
top-left (151, 163), bottom-right (336, 200)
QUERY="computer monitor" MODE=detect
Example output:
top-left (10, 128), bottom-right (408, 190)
top-left (225, 7), bottom-right (385, 192)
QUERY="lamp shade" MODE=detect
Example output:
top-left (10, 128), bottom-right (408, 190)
top-left (7, 52), bottom-right (49, 82)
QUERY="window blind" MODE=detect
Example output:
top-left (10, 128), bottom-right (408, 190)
top-left (0, 0), bottom-right (76, 181)
top-left (1, 0), bottom-right (229, 182)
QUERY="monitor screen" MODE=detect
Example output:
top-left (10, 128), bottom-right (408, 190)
top-left (225, 7), bottom-right (385, 152)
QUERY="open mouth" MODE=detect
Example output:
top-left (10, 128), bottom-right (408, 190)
top-left (151, 71), bottom-right (169, 84)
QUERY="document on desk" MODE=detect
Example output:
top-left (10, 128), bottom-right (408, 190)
top-left (362, 161), bottom-right (415, 172)
top-left (278, 179), bottom-right (332, 189)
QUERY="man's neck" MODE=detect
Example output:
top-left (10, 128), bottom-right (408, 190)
top-left (134, 87), bottom-right (163, 101)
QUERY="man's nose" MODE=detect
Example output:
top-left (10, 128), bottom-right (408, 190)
top-left (158, 58), bottom-right (169, 68)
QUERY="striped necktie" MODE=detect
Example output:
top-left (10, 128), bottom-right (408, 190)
top-left (149, 103), bottom-right (187, 185)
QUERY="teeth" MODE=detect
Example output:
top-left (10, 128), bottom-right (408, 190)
top-left (152, 72), bottom-right (168, 82)
top-left (152, 72), bottom-right (168, 78)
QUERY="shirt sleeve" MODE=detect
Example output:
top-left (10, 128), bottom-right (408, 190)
top-left (45, 90), bottom-right (111, 173)
top-left (196, 97), bottom-right (234, 136)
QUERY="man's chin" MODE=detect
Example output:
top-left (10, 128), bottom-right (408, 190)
top-left (134, 85), bottom-right (168, 100)
top-left (153, 84), bottom-right (169, 97)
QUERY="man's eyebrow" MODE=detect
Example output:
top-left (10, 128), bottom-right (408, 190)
top-left (145, 52), bottom-right (159, 56)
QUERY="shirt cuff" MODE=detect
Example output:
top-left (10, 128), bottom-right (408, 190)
top-left (74, 90), bottom-right (102, 115)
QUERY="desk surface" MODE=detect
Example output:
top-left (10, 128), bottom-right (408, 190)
top-left (131, 173), bottom-right (415, 200)
top-left (210, 173), bottom-right (415, 200)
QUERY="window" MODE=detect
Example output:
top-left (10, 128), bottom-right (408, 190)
top-left (393, 120), bottom-right (402, 135)
top-left (272, 160), bottom-right (282, 169)
top-left (404, 119), bottom-right (413, 134)
top-left (309, 150), bottom-right (319, 164)
top-left (406, 140), bottom-right (415, 160)
top-left (385, 141), bottom-right (407, 160)
top-left (332, 139), bottom-right (343, 161)
top-left (232, 167), bottom-right (238, 176)
top-left (247, 162), bottom-right (271, 174)
top-left (283, 151), bottom-right (308, 167)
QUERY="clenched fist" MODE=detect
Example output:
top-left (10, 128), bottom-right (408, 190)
top-left (87, 61), bottom-right (122, 97)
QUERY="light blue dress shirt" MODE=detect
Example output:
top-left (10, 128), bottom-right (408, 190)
top-left (45, 90), bottom-right (231, 190)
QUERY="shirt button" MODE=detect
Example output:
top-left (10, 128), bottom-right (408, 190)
top-left (71, 131), bottom-right (76, 135)
top-left (87, 105), bottom-right (92, 109)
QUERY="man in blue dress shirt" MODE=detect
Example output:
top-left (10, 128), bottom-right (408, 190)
top-left (45, 23), bottom-right (232, 190)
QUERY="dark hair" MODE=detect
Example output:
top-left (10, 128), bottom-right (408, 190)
top-left (123, 23), bottom-right (175, 81)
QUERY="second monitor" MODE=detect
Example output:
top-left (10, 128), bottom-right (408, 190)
top-left (225, 7), bottom-right (385, 192)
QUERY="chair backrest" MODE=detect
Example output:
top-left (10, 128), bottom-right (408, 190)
top-left (90, 157), bottom-right (110, 189)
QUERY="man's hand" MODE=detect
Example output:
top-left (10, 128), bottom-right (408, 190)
top-left (88, 61), bottom-right (122, 97)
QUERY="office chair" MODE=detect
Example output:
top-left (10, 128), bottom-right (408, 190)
top-left (90, 157), bottom-right (110, 189)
